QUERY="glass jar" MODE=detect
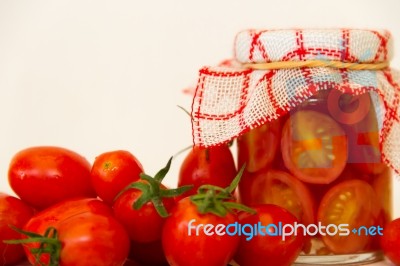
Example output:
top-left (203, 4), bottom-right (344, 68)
top-left (237, 88), bottom-right (392, 264)
top-left (190, 28), bottom-right (399, 265)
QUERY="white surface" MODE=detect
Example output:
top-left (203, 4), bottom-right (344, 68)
top-left (0, 0), bottom-right (399, 223)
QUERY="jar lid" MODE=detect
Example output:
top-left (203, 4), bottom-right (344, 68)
top-left (234, 29), bottom-right (392, 64)
top-left (191, 28), bottom-right (400, 173)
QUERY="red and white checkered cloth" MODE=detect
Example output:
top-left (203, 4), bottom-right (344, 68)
top-left (191, 29), bottom-right (400, 172)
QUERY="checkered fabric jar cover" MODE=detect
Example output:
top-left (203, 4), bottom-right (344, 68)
top-left (191, 29), bottom-right (400, 173)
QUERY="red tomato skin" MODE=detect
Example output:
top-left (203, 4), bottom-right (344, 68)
top-left (8, 146), bottom-right (96, 209)
top-left (22, 198), bottom-right (128, 266)
top-left (26, 198), bottom-right (113, 231)
top-left (178, 145), bottom-right (236, 198)
top-left (58, 213), bottom-right (129, 266)
top-left (24, 213), bottom-right (129, 266)
top-left (235, 204), bottom-right (304, 266)
top-left (162, 197), bottom-right (240, 266)
top-left (0, 193), bottom-right (34, 265)
top-left (381, 218), bottom-right (400, 265)
top-left (91, 150), bottom-right (143, 205)
top-left (113, 185), bottom-right (175, 243)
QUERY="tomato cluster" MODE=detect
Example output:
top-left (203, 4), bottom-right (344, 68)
top-left (0, 126), bottom-right (398, 266)
top-left (1, 146), bottom-right (303, 266)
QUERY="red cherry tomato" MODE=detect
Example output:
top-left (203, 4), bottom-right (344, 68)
top-left (8, 146), bottom-right (95, 209)
top-left (239, 169), bottom-right (315, 226)
top-left (235, 204), bottom-right (304, 266)
top-left (237, 120), bottom-right (281, 173)
top-left (113, 182), bottom-right (175, 243)
top-left (0, 193), bottom-right (34, 265)
top-left (381, 218), bottom-right (400, 265)
top-left (21, 198), bottom-right (129, 266)
top-left (178, 145), bottom-right (236, 197)
top-left (91, 150), bottom-right (143, 205)
top-left (317, 180), bottom-right (380, 254)
top-left (281, 110), bottom-right (348, 184)
top-left (162, 197), bottom-right (239, 266)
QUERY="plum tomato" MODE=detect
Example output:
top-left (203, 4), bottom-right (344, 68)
top-left (0, 193), bottom-right (34, 265)
top-left (91, 150), bottom-right (143, 205)
top-left (238, 169), bottom-right (315, 226)
top-left (237, 119), bottom-right (281, 173)
top-left (317, 180), bottom-right (380, 254)
top-left (113, 181), bottom-right (175, 243)
top-left (8, 146), bottom-right (95, 209)
top-left (23, 213), bottom-right (130, 266)
top-left (5, 197), bottom-right (128, 266)
top-left (281, 110), bottom-right (348, 184)
top-left (235, 204), bottom-right (304, 266)
top-left (178, 145), bottom-right (236, 198)
top-left (162, 197), bottom-right (240, 266)
top-left (381, 218), bottom-right (400, 265)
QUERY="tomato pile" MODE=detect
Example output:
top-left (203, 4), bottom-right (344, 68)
top-left (237, 89), bottom-right (394, 257)
top-left (0, 146), bottom-right (302, 266)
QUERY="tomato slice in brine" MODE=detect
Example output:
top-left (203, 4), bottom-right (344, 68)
top-left (330, 90), bottom-right (386, 175)
top-left (281, 110), bottom-right (348, 184)
top-left (318, 180), bottom-right (381, 254)
top-left (238, 169), bottom-right (315, 226)
top-left (237, 119), bottom-right (281, 173)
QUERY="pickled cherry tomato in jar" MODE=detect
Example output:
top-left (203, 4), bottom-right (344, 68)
top-left (237, 89), bottom-right (392, 261)
top-left (191, 29), bottom-right (398, 265)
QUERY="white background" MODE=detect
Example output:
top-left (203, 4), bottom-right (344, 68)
top-left (0, 0), bottom-right (399, 227)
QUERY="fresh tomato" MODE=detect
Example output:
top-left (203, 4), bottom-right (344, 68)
top-left (91, 150), bottom-right (143, 205)
top-left (381, 218), bottom-right (400, 265)
top-left (178, 145), bottom-right (236, 198)
top-left (25, 213), bottom-right (129, 266)
top-left (238, 169), bottom-right (315, 226)
top-left (8, 198), bottom-right (129, 266)
top-left (8, 146), bottom-right (95, 209)
top-left (281, 110), bottom-right (348, 184)
top-left (162, 197), bottom-right (240, 266)
top-left (113, 181), bottom-right (175, 243)
top-left (113, 158), bottom-right (191, 243)
top-left (237, 119), bottom-right (281, 173)
top-left (0, 193), bottom-right (34, 265)
top-left (317, 180), bottom-right (380, 254)
top-left (235, 204), bottom-right (304, 266)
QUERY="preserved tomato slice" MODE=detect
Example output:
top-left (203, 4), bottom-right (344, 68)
top-left (281, 110), bottom-right (348, 184)
top-left (239, 169), bottom-right (315, 226)
top-left (328, 90), bottom-right (386, 175)
top-left (318, 180), bottom-right (381, 254)
top-left (372, 167), bottom-right (392, 224)
top-left (237, 119), bottom-right (281, 173)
